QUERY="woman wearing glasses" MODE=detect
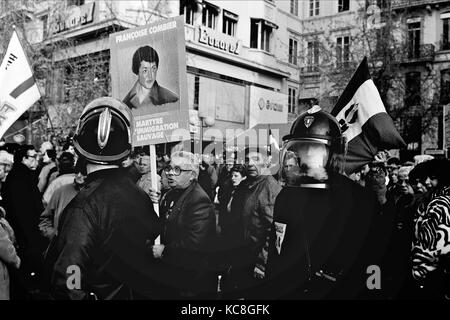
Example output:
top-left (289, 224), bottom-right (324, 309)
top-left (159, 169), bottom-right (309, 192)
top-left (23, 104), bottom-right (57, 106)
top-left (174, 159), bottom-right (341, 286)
top-left (149, 151), bottom-right (216, 299)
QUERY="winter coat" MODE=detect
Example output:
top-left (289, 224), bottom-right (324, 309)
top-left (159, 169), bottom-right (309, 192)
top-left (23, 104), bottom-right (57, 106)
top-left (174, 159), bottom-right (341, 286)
top-left (1, 163), bottom-right (46, 259)
top-left (266, 174), bottom-right (388, 299)
top-left (228, 175), bottom-right (281, 273)
top-left (45, 168), bottom-right (161, 300)
top-left (159, 181), bottom-right (216, 297)
top-left (0, 207), bottom-right (20, 300)
top-left (412, 186), bottom-right (450, 299)
top-left (198, 162), bottom-right (218, 201)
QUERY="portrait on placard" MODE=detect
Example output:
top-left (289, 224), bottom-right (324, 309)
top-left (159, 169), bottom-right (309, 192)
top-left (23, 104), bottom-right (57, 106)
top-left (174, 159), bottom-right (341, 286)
top-left (110, 16), bottom-right (189, 146)
top-left (122, 44), bottom-right (180, 116)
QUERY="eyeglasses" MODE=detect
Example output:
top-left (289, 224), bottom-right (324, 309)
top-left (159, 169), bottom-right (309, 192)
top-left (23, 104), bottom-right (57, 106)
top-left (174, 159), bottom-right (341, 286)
top-left (163, 165), bottom-right (192, 176)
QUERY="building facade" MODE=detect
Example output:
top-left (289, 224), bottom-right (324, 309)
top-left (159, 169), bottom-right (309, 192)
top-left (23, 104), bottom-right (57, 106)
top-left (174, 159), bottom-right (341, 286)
top-left (3, 0), bottom-right (448, 159)
top-left (285, 0), bottom-right (450, 160)
top-left (7, 0), bottom-right (305, 149)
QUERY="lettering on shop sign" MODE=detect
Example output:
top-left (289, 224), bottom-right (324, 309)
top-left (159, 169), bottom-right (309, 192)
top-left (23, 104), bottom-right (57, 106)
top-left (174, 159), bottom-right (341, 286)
top-left (198, 26), bottom-right (241, 55)
top-left (258, 97), bottom-right (283, 112)
top-left (52, 2), bottom-right (95, 34)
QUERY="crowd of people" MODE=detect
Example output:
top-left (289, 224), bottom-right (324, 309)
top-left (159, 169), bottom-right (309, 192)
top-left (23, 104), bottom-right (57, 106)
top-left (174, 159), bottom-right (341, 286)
top-left (0, 97), bottom-right (449, 300)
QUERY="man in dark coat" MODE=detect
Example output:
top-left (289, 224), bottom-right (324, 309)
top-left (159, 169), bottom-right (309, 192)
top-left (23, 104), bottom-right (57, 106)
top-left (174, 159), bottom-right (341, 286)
top-left (45, 98), bottom-right (161, 299)
top-left (2, 145), bottom-right (46, 299)
top-left (222, 148), bottom-right (281, 299)
top-left (150, 151), bottom-right (216, 299)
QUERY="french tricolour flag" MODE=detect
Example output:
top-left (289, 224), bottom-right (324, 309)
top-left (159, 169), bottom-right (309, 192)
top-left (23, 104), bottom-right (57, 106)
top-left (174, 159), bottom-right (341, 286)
top-left (331, 57), bottom-right (406, 175)
top-left (0, 30), bottom-right (41, 138)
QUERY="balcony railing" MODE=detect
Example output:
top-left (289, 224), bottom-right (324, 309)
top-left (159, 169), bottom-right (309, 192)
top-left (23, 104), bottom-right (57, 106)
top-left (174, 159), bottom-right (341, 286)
top-left (392, 0), bottom-right (448, 9)
top-left (404, 43), bottom-right (435, 62)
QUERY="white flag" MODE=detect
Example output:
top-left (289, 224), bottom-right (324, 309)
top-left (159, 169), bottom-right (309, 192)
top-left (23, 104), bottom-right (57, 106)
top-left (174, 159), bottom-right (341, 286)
top-left (0, 30), bottom-right (41, 138)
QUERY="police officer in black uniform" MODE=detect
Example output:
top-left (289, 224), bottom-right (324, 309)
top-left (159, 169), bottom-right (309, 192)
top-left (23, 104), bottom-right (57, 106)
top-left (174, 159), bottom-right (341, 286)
top-left (266, 106), bottom-right (387, 299)
top-left (45, 97), bottom-right (162, 299)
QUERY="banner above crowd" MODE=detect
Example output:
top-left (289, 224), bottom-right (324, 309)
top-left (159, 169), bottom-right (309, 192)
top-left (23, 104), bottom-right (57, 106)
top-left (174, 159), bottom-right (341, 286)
top-left (0, 30), bottom-right (41, 139)
top-left (109, 15), bottom-right (189, 146)
top-left (332, 57), bottom-right (406, 174)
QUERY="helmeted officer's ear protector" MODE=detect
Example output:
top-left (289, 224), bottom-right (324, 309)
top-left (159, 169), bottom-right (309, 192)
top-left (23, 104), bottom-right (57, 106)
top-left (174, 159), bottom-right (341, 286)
top-left (73, 97), bottom-right (133, 165)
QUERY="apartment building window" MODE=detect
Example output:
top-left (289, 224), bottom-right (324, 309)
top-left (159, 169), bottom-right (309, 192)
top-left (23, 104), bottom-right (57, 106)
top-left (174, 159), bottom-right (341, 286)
top-left (338, 0), bottom-right (349, 12)
top-left (407, 20), bottom-right (421, 59)
top-left (376, 0), bottom-right (389, 9)
top-left (250, 19), bottom-right (276, 52)
top-left (441, 13), bottom-right (450, 50)
top-left (202, 2), bottom-right (219, 30)
top-left (41, 14), bottom-right (48, 39)
top-left (441, 69), bottom-right (450, 104)
top-left (309, 0), bottom-right (320, 17)
top-left (405, 72), bottom-right (421, 106)
top-left (306, 41), bottom-right (319, 72)
top-left (194, 75), bottom-right (200, 111)
top-left (336, 36), bottom-right (350, 68)
top-left (288, 87), bottom-right (298, 114)
top-left (67, 0), bottom-right (84, 6)
top-left (290, 0), bottom-right (299, 16)
top-left (223, 10), bottom-right (238, 36)
top-left (375, 25), bottom-right (389, 53)
top-left (180, 2), bottom-right (195, 25)
top-left (289, 38), bottom-right (298, 65)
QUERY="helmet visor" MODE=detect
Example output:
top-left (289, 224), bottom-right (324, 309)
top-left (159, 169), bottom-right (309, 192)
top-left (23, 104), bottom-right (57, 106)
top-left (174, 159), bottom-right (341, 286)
top-left (280, 139), bottom-right (331, 186)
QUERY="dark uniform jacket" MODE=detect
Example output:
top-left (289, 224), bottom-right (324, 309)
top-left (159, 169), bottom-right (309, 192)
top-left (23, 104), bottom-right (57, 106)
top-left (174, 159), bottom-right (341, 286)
top-left (266, 174), bottom-right (387, 299)
top-left (159, 181), bottom-right (216, 296)
top-left (45, 168), bottom-right (161, 300)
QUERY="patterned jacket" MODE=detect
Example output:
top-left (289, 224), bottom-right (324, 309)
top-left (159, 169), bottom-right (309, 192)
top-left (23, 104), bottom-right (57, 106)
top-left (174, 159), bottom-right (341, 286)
top-left (412, 186), bottom-right (450, 282)
top-left (0, 207), bottom-right (21, 300)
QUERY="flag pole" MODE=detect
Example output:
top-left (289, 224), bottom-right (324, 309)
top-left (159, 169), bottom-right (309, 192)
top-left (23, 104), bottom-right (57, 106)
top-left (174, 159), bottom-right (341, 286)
top-left (149, 144), bottom-right (160, 245)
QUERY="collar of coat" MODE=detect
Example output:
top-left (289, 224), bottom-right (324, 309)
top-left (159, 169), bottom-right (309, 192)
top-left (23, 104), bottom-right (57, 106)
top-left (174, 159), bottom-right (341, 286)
top-left (85, 168), bottom-right (121, 184)
top-left (162, 181), bottom-right (199, 218)
top-left (244, 174), bottom-right (270, 190)
top-left (128, 80), bottom-right (164, 106)
top-left (431, 185), bottom-right (450, 199)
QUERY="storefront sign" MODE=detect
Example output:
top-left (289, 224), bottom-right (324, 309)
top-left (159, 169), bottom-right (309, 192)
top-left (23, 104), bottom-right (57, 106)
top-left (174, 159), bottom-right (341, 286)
top-left (198, 26), bottom-right (241, 55)
top-left (52, 2), bottom-right (95, 34)
top-left (249, 86), bottom-right (288, 128)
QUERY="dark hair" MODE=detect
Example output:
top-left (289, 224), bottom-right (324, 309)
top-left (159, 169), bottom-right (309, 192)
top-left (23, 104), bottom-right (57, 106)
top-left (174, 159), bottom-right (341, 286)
top-left (46, 149), bottom-right (57, 162)
top-left (134, 145), bottom-right (150, 157)
top-left (424, 158), bottom-right (450, 187)
top-left (387, 157), bottom-right (400, 166)
top-left (57, 152), bottom-right (75, 175)
top-left (132, 46), bottom-right (159, 75)
top-left (230, 164), bottom-right (246, 177)
top-left (409, 162), bottom-right (429, 182)
top-left (13, 145), bottom-right (35, 164)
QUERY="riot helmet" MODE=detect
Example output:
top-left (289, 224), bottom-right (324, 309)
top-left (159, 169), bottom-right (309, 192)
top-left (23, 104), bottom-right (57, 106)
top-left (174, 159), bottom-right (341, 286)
top-left (280, 105), bottom-right (346, 188)
top-left (73, 97), bottom-right (132, 165)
